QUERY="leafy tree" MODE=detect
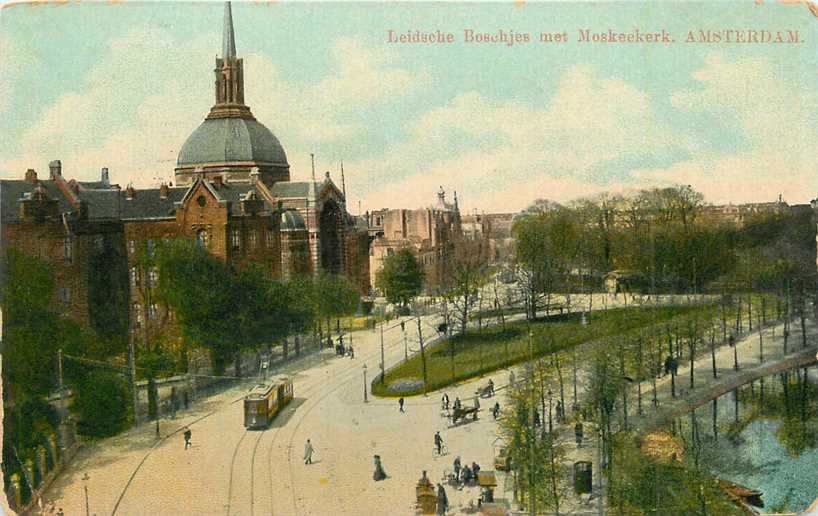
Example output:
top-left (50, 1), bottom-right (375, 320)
top-left (315, 272), bottom-right (359, 326)
top-left (375, 247), bottom-right (425, 310)
top-left (0, 250), bottom-right (61, 399)
top-left (155, 239), bottom-right (323, 373)
top-left (443, 238), bottom-right (490, 334)
top-left (72, 370), bottom-right (132, 437)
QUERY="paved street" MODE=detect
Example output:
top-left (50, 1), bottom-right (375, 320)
top-left (35, 297), bottom-right (817, 515)
top-left (37, 312), bottom-right (511, 516)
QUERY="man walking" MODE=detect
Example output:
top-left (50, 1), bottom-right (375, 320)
top-left (436, 483), bottom-right (449, 515)
top-left (434, 431), bottom-right (444, 456)
top-left (399, 397), bottom-right (405, 413)
top-left (183, 427), bottom-right (192, 450)
top-left (304, 438), bottom-right (315, 465)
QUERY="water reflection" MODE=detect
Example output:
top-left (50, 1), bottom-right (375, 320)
top-left (671, 365), bottom-right (818, 514)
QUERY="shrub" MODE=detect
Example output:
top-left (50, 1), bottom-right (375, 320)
top-left (73, 370), bottom-right (132, 437)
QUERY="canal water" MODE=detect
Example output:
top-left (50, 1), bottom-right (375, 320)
top-left (671, 365), bottom-right (818, 514)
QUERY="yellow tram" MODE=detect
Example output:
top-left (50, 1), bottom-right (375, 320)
top-left (243, 377), bottom-right (294, 429)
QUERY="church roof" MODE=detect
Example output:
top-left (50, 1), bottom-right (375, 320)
top-left (177, 117), bottom-right (288, 167)
top-left (271, 181), bottom-right (320, 200)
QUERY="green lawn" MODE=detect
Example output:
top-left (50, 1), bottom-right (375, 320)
top-left (372, 303), bottom-right (715, 397)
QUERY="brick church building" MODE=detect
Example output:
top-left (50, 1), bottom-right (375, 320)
top-left (0, 3), bottom-right (371, 343)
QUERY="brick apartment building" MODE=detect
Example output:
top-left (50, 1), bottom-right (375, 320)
top-left (368, 187), bottom-right (461, 294)
top-left (0, 3), bottom-right (371, 345)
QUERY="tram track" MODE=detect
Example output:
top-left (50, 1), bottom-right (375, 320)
top-left (280, 343), bottom-right (401, 515)
top-left (224, 429), bottom-right (248, 516)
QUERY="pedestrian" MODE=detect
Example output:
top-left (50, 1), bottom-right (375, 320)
top-left (436, 483), bottom-right (449, 515)
top-left (473, 395), bottom-right (480, 410)
top-left (492, 402), bottom-right (500, 420)
top-left (575, 421), bottom-right (584, 447)
top-left (434, 431), bottom-right (443, 456)
top-left (509, 369), bottom-right (516, 387)
top-left (453, 456), bottom-right (461, 481)
top-left (373, 454), bottom-right (387, 481)
top-left (399, 397), bottom-right (405, 413)
top-left (488, 379), bottom-right (494, 396)
top-left (472, 461), bottom-right (480, 476)
top-left (556, 400), bottom-right (564, 422)
top-left (183, 427), bottom-right (192, 449)
top-left (304, 438), bottom-right (314, 465)
top-left (442, 393), bottom-right (450, 410)
top-left (348, 345), bottom-right (354, 359)
top-left (453, 397), bottom-right (461, 411)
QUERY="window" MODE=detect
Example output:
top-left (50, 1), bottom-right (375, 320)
top-left (63, 237), bottom-right (73, 264)
top-left (231, 229), bottom-right (241, 250)
top-left (127, 240), bottom-right (136, 255)
top-left (130, 266), bottom-right (140, 288)
top-left (148, 303), bottom-right (159, 320)
top-left (195, 230), bottom-right (208, 248)
top-left (266, 229), bottom-right (275, 249)
top-left (148, 267), bottom-right (158, 288)
top-left (146, 239), bottom-right (155, 257)
top-left (58, 287), bottom-right (71, 304)
top-left (132, 303), bottom-right (142, 327)
top-left (248, 230), bottom-right (258, 250)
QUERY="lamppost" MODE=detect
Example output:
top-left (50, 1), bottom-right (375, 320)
top-left (547, 389), bottom-right (553, 436)
top-left (82, 472), bottom-right (90, 516)
top-left (363, 364), bottom-right (368, 403)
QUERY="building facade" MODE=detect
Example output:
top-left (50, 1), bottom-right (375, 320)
top-left (0, 3), bottom-right (371, 345)
top-left (368, 187), bottom-right (461, 294)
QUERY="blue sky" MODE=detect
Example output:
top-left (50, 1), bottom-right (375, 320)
top-left (1, 1), bottom-right (816, 212)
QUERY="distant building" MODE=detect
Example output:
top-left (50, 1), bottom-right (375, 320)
top-left (461, 212), bottom-right (516, 264)
top-left (700, 196), bottom-right (791, 228)
top-left (368, 187), bottom-right (461, 294)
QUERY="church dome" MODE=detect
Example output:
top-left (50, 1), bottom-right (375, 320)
top-left (177, 117), bottom-right (288, 167)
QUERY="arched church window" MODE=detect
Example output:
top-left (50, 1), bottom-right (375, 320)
top-left (196, 229), bottom-right (208, 248)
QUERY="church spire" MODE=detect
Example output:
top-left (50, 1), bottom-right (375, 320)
top-left (222, 2), bottom-right (237, 59)
top-left (207, 1), bottom-right (253, 120)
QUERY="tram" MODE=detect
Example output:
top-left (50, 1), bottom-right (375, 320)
top-left (243, 377), bottom-right (294, 429)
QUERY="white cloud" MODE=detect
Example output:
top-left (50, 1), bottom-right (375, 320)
top-left (0, 29), bottom-right (427, 187)
top-left (0, 34), bottom-right (22, 115)
top-left (351, 64), bottom-right (687, 213)
top-left (637, 53), bottom-right (818, 205)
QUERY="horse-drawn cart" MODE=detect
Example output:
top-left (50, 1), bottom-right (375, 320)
top-left (449, 405), bottom-right (479, 426)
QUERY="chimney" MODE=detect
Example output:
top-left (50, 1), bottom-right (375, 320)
top-left (24, 169), bottom-right (38, 183)
top-left (49, 160), bottom-right (62, 179)
top-left (101, 167), bottom-right (110, 186)
top-left (159, 182), bottom-right (169, 200)
top-left (125, 184), bottom-right (136, 200)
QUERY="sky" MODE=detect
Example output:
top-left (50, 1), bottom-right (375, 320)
top-left (0, 1), bottom-right (816, 213)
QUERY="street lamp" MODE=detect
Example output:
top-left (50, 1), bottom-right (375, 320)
top-left (547, 389), bottom-right (553, 436)
top-left (82, 473), bottom-right (90, 516)
top-left (363, 364), bottom-right (368, 403)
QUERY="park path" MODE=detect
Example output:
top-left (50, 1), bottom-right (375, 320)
top-left (507, 312), bottom-right (818, 515)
